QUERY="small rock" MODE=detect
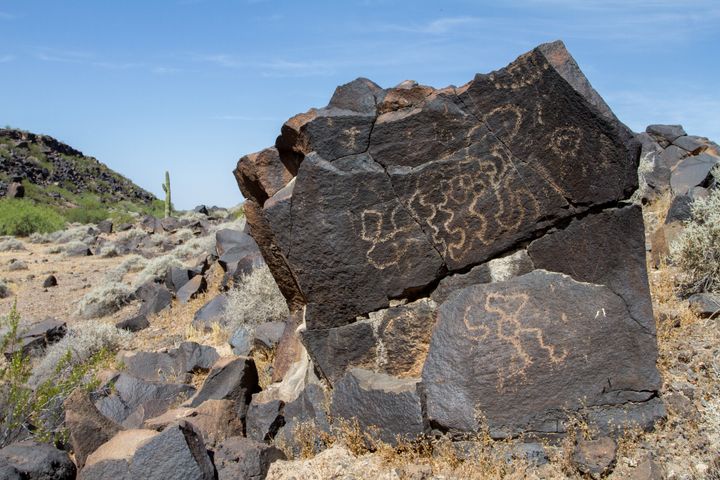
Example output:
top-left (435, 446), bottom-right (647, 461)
top-left (136, 282), bottom-right (172, 316)
top-left (664, 392), bottom-right (698, 421)
top-left (646, 124), bottom-right (686, 143)
top-left (115, 314), bottom-right (150, 332)
top-left (688, 293), bottom-right (720, 319)
top-left (572, 437), bottom-right (617, 479)
top-left (664, 195), bottom-right (693, 224)
top-left (193, 205), bottom-right (209, 215)
top-left (230, 325), bottom-right (253, 356)
top-left (164, 266), bottom-right (194, 293)
top-left (187, 356), bottom-right (260, 417)
top-left (214, 436), bottom-right (286, 480)
top-left (626, 452), bottom-right (663, 480)
top-left (253, 321), bottom-right (286, 351)
top-left (96, 220), bottom-right (113, 234)
top-left (246, 392), bottom-right (285, 442)
top-left (42, 275), bottom-right (57, 288)
top-left (193, 294), bottom-right (228, 332)
top-left (143, 399), bottom-right (243, 447)
top-left (176, 275), bottom-right (207, 303)
top-left (0, 440), bottom-right (76, 480)
top-left (117, 341), bottom-right (219, 383)
top-left (64, 388), bottom-right (123, 469)
top-left (3, 318), bottom-right (66, 359)
top-left (65, 243), bottom-right (92, 257)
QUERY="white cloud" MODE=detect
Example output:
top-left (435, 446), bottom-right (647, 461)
top-left (0, 55), bottom-right (14, 63)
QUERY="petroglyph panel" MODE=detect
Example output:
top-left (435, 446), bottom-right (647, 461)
top-left (422, 270), bottom-right (662, 436)
top-left (265, 152), bottom-right (443, 330)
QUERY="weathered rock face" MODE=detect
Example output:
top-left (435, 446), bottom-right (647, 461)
top-left (234, 41), bottom-right (662, 438)
top-left (422, 270), bottom-right (660, 437)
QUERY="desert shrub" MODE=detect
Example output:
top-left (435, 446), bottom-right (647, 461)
top-left (226, 264), bottom-right (289, 330)
top-left (132, 254), bottom-right (182, 288)
top-left (172, 228), bottom-right (195, 243)
top-left (671, 183), bottom-right (720, 294)
top-left (53, 224), bottom-right (94, 244)
top-left (77, 281), bottom-right (134, 319)
top-left (63, 196), bottom-right (110, 225)
top-left (0, 304), bottom-right (126, 446)
top-left (0, 199), bottom-right (65, 236)
top-left (0, 238), bottom-right (25, 252)
top-left (172, 235), bottom-right (215, 259)
top-left (61, 240), bottom-right (90, 257)
top-left (31, 322), bottom-right (130, 386)
top-left (103, 254), bottom-right (147, 283)
top-left (6, 260), bottom-right (27, 272)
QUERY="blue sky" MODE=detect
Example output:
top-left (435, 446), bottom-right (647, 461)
top-left (1, 0), bottom-right (718, 209)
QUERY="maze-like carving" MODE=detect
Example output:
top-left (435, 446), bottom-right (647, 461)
top-left (463, 292), bottom-right (568, 391)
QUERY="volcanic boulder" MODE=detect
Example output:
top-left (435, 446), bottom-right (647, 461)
top-left (234, 40), bottom-right (662, 438)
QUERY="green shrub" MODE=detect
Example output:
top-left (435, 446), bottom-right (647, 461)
top-left (63, 196), bottom-right (110, 225)
top-left (0, 199), bottom-right (65, 236)
top-left (0, 303), bottom-right (119, 446)
top-left (671, 177), bottom-right (720, 295)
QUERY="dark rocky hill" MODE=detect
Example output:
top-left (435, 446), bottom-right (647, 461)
top-left (0, 128), bottom-right (155, 206)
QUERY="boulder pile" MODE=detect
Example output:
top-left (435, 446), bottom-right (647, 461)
top-left (235, 40), bottom-right (664, 439)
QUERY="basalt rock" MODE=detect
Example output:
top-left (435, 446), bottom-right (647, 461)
top-left (234, 41), bottom-right (662, 439)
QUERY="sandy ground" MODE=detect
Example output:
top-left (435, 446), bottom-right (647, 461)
top-left (0, 239), bottom-right (139, 328)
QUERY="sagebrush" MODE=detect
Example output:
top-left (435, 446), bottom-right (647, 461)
top-left (226, 264), bottom-right (289, 330)
top-left (671, 182), bottom-right (720, 294)
top-left (77, 281), bottom-right (134, 318)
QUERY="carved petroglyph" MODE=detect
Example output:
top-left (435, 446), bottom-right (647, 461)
top-left (463, 292), bottom-right (568, 391)
top-left (345, 126), bottom-right (362, 151)
top-left (489, 52), bottom-right (550, 90)
top-left (360, 204), bottom-right (423, 270)
top-left (550, 125), bottom-right (583, 160)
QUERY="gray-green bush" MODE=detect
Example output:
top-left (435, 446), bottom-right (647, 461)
top-left (671, 175), bottom-right (720, 294)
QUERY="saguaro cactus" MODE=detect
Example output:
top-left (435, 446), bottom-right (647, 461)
top-left (162, 171), bottom-right (172, 218)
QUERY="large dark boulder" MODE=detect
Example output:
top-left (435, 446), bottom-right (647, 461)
top-left (422, 270), bottom-right (661, 437)
top-left (94, 373), bottom-right (196, 428)
top-left (81, 422), bottom-right (214, 480)
top-left (0, 441), bottom-right (76, 480)
top-left (117, 342), bottom-right (219, 383)
top-left (233, 41), bottom-right (662, 440)
top-left (331, 368), bottom-right (424, 445)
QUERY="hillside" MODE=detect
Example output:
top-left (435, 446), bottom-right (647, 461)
top-left (0, 128), bottom-right (162, 221)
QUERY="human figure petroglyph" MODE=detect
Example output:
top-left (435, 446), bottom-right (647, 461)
top-left (345, 126), bottom-right (362, 151)
top-left (463, 292), bottom-right (568, 391)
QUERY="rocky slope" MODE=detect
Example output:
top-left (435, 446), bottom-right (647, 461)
top-left (0, 128), bottom-right (155, 206)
